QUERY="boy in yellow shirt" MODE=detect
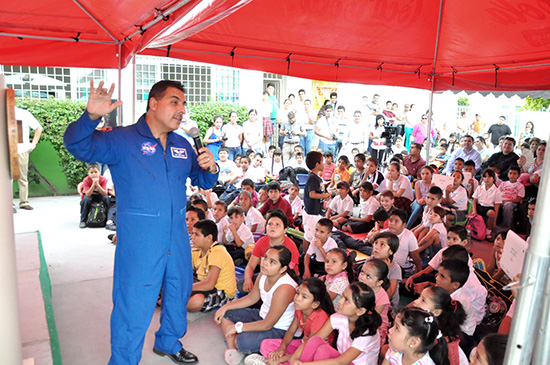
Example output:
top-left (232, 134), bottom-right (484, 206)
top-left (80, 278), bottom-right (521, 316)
top-left (188, 220), bottom-right (237, 312)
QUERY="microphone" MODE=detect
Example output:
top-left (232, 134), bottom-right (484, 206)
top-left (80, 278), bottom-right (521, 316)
top-left (188, 127), bottom-right (204, 154)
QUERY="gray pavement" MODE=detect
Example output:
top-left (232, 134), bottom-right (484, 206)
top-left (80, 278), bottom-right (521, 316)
top-left (14, 195), bottom-right (227, 364)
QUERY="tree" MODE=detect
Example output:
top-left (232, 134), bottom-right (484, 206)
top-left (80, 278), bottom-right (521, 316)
top-left (458, 97), bottom-right (469, 106)
top-left (520, 96), bottom-right (550, 112)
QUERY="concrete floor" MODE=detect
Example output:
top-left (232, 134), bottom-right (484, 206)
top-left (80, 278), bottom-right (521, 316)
top-left (14, 195), bottom-right (227, 364)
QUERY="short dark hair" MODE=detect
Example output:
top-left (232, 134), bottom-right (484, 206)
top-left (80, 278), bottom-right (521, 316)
top-left (87, 163), bottom-right (100, 171)
top-left (316, 218), bottom-right (334, 231)
top-left (187, 206), bottom-right (206, 220)
top-left (482, 168), bottom-right (497, 181)
top-left (432, 206), bottom-right (447, 220)
top-left (323, 150), bottom-right (334, 158)
top-left (367, 157), bottom-right (379, 166)
top-left (266, 82), bottom-right (275, 89)
top-left (324, 104), bottom-right (333, 111)
top-left (441, 245), bottom-right (470, 263)
top-left (428, 186), bottom-right (443, 199)
top-left (462, 134), bottom-right (474, 142)
top-left (439, 259), bottom-right (469, 287)
top-left (298, 89), bottom-right (305, 94)
top-left (360, 181), bottom-right (374, 192)
top-left (354, 153), bottom-right (366, 162)
top-left (306, 151), bottom-right (323, 170)
top-left (337, 105), bottom-right (345, 111)
top-left (330, 92), bottom-right (337, 98)
top-left (411, 142), bottom-right (423, 151)
top-left (390, 209), bottom-right (408, 224)
top-left (193, 219), bottom-right (218, 241)
top-left (373, 231), bottom-right (400, 261)
top-left (464, 159), bottom-right (476, 167)
top-left (192, 199), bottom-right (209, 212)
top-left (373, 208), bottom-right (389, 223)
top-left (338, 155), bottom-right (350, 165)
top-left (505, 136), bottom-right (516, 146)
top-left (508, 166), bottom-right (521, 174)
top-left (336, 181), bottom-right (350, 190)
top-left (266, 208), bottom-right (289, 228)
top-left (213, 200), bottom-right (228, 211)
top-left (147, 80), bottom-right (185, 111)
top-left (482, 334), bottom-right (508, 365)
top-left (448, 225), bottom-right (468, 241)
top-left (241, 178), bottom-right (255, 189)
top-left (219, 147), bottom-right (229, 154)
top-left (267, 181), bottom-right (281, 192)
top-left (455, 157), bottom-right (465, 164)
top-left (379, 189), bottom-right (394, 200)
top-left (227, 206), bottom-right (244, 217)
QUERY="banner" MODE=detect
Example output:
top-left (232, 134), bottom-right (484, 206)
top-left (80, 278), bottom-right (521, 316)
top-left (312, 81), bottom-right (338, 110)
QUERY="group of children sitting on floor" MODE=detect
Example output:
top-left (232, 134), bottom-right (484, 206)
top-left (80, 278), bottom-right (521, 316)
top-left (179, 148), bottom-right (528, 365)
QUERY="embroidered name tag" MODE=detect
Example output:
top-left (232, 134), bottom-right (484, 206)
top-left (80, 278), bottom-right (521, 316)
top-left (171, 147), bottom-right (188, 159)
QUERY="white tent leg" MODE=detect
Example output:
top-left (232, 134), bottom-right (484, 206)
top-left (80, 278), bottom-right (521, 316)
top-left (532, 266), bottom-right (550, 365)
top-left (504, 135), bottom-right (550, 364)
top-left (117, 44), bottom-right (122, 126)
top-left (0, 76), bottom-right (23, 364)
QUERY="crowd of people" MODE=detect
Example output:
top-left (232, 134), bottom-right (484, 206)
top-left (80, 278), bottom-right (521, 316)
top-left (68, 80), bottom-right (543, 365)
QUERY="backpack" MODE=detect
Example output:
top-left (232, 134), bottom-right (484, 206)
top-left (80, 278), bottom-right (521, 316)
top-left (474, 268), bottom-right (514, 327)
top-left (466, 214), bottom-right (486, 241)
top-left (86, 201), bottom-right (107, 227)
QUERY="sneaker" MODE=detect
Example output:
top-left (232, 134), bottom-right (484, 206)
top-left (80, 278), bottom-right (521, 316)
top-left (153, 347), bottom-right (198, 364)
top-left (224, 349), bottom-right (244, 365)
top-left (79, 221), bottom-right (86, 228)
top-left (106, 222), bottom-right (116, 231)
top-left (244, 353), bottom-right (267, 365)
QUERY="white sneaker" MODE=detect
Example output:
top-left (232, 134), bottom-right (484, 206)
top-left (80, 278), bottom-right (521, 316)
top-left (224, 349), bottom-right (245, 365)
top-left (244, 353), bottom-right (267, 365)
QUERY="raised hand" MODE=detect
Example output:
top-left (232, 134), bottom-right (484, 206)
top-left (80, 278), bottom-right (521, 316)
top-left (87, 80), bottom-right (123, 121)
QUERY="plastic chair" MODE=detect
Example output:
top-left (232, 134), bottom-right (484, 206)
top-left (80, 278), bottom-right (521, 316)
top-left (296, 173), bottom-right (308, 189)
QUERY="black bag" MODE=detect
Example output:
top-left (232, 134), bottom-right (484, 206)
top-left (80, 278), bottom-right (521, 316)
top-left (87, 201), bottom-right (107, 227)
top-left (474, 268), bottom-right (514, 327)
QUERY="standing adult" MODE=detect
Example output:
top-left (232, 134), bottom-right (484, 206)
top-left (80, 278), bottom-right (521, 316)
top-left (266, 83), bottom-right (279, 145)
top-left (259, 91), bottom-right (274, 151)
top-left (445, 135), bottom-right (482, 175)
top-left (64, 80), bottom-right (219, 364)
top-left (404, 103), bottom-right (417, 148)
top-left (402, 143), bottom-right (426, 181)
top-left (474, 136), bottom-right (491, 163)
top-left (456, 111), bottom-right (470, 138)
top-left (14, 106), bottom-right (43, 211)
top-left (302, 99), bottom-right (316, 153)
top-left (410, 114), bottom-right (436, 145)
top-left (519, 121), bottom-right (535, 144)
top-left (242, 109), bottom-right (263, 153)
top-left (281, 111), bottom-right (305, 163)
top-left (314, 104), bottom-right (338, 155)
top-left (470, 114), bottom-right (486, 136)
top-left (481, 137), bottom-right (520, 180)
top-left (487, 116), bottom-right (512, 148)
top-left (173, 106), bottom-right (197, 145)
top-left (329, 91), bottom-right (339, 112)
top-left (343, 110), bottom-right (367, 155)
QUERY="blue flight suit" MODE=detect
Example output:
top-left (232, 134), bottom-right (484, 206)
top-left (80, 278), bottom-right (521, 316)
top-left (64, 111), bottom-right (218, 364)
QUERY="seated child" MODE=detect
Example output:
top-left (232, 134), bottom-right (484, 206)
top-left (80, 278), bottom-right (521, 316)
top-left (324, 248), bottom-right (355, 309)
top-left (443, 171), bottom-right (469, 228)
top-left (221, 206), bottom-right (254, 264)
top-left (406, 165), bottom-right (434, 229)
top-left (411, 186), bottom-right (443, 240)
top-left (370, 231), bottom-right (402, 312)
top-left (186, 206), bottom-right (205, 235)
top-left (417, 206), bottom-right (448, 262)
top-left (292, 283), bottom-right (381, 365)
top-left (215, 245), bottom-right (298, 364)
top-left (284, 183), bottom-right (303, 228)
top-left (470, 334), bottom-right (508, 365)
top-left (217, 147), bottom-right (238, 186)
top-left (259, 181), bottom-right (294, 227)
top-left (79, 163), bottom-right (110, 228)
top-left (342, 181), bottom-right (379, 234)
top-left (240, 209), bottom-right (300, 293)
top-left (498, 166), bottom-right (525, 230)
top-left (451, 157), bottom-right (464, 173)
top-left (321, 151), bottom-right (336, 182)
top-left (435, 258), bottom-right (477, 354)
top-left (472, 168), bottom-right (502, 241)
top-left (228, 178), bottom-right (259, 209)
top-left (211, 200), bottom-right (230, 243)
top-left (365, 157), bottom-right (384, 190)
top-left (463, 159), bottom-right (479, 198)
top-left (237, 191), bottom-right (265, 234)
top-left (265, 149), bottom-right (284, 181)
top-left (192, 198), bottom-right (214, 221)
top-left (256, 186), bottom-right (269, 211)
top-left (384, 209), bottom-right (422, 274)
top-left (189, 220), bottom-right (236, 312)
top-left (303, 218), bottom-right (339, 278)
top-left (349, 153), bottom-right (367, 203)
top-left (250, 278), bottom-right (334, 365)
top-left (487, 163), bottom-right (503, 187)
top-left (326, 181), bottom-right (354, 229)
top-left (327, 155), bottom-right (351, 193)
top-left (430, 142), bottom-right (450, 170)
top-left (359, 258), bottom-right (391, 345)
top-left (288, 151), bottom-right (308, 170)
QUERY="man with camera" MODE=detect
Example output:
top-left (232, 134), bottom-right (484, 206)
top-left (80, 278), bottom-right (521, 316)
top-left (281, 111), bottom-right (306, 163)
top-left (314, 104), bottom-right (338, 154)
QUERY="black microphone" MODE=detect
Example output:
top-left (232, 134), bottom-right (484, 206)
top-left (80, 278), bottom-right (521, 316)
top-left (188, 127), bottom-right (204, 154)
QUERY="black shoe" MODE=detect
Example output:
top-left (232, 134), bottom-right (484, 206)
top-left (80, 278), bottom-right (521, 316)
top-left (153, 347), bottom-right (198, 364)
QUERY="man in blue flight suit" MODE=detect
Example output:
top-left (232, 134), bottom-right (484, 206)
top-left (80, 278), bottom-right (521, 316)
top-left (64, 80), bottom-right (219, 364)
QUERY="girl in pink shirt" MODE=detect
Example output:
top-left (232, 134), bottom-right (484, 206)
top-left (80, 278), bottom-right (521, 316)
top-left (250, 278), bottom-right (334, 365)
top-left (324, 248), bottom-right (355, 309)
top-left (359, 259), bottom-right (391, 346)
top-left (293, 282), bottom-right (382, 365)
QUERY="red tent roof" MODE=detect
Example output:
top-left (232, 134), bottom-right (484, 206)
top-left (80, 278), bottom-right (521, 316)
top-left (1, 0), bottom-right (549, 91)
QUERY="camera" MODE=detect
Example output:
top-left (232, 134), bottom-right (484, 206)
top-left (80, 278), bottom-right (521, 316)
top-left (380, 121), bottom-right (397, 146)
top-left (221, 136), bottom-right (228, 141)
top-left (331, 134), bottom-right (338, 141)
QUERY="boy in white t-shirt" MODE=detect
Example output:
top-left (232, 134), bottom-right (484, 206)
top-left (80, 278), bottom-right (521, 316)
top-left (237, 191), bottom-right (265, 234)
top-left (342, 181), bottom-right (379, 234)
top-left (498, 166), bottom-right (525, 230)
top-left (411, 186), bottom-right (443, 240)
top-left (284, 184), bottom-right (303, 228)
top-left (386, 209), bottom-right (422, 274)
top-left (222, 206), bottom-right (254, 265)
top-left (417, 206), bottom-right (447, 263)
top-left (326, 181), bottom-right (354, 229)
top-left (217, 147), bottom-right (238, 185)
top-left (303, 218), bottom-right (339, 278)
top-left (211, 200), bottom-right (230, 243)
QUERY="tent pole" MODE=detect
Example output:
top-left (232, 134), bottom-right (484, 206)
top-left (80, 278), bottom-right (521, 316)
top-left (132, 55), bottom-right (136, 123)
top-left (425, 80), bottom-right (435, 162)
top-left (117, 44), bottom-right (122, 126)
top-left (73, 0), bottom-right (119, 42)
top-left (504, 137), bottom-right (550, 364)
top-left (532, 268), bottom-right (550, 365)
top-left (0, 32), bottom-right (116, 45)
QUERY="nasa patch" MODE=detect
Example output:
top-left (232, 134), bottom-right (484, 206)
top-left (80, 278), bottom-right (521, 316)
top-left (141, 141), bottom-right (157, 156)
top-left (171, 147), bottom-right (188, 159)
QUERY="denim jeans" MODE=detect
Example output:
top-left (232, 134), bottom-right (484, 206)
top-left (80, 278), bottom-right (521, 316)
top-left (226, 146), bottom-right (242, 161)
top-left (318, 140), bottom-right (337, 155)
top-left (407, 201), bottom-right (425, 229)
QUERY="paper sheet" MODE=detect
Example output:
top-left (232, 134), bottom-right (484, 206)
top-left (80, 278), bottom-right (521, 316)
top-left (500, 230), bottom-right (528, 280)
top-left (432, 174), bottom-right (454, 191)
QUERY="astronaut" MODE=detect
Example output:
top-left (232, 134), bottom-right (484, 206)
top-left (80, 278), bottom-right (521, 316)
top-left (64, 80), bottom-right (218, 364)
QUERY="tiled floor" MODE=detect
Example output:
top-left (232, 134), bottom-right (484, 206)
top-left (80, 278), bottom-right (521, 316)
top-left (13, 195), bottom-right (496, 364)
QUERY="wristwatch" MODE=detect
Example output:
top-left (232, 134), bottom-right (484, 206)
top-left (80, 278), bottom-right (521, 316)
top-left (235, 321), bottom-right (244, 334)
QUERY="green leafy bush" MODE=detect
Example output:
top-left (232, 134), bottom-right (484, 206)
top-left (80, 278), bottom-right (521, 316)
top-left (189, 102), bottom-right (250, 136)
top-left (16, 98), bottom-right (87, 188)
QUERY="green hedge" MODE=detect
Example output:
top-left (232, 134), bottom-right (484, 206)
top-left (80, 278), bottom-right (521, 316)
top-left (189, 102), bottom-right (249, 136)
top-left (17, 99), bottom-right (87, 189)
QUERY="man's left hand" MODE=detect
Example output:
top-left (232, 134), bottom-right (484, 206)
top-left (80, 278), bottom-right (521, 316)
top-left (197, 147), bottom-right (218, 173)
